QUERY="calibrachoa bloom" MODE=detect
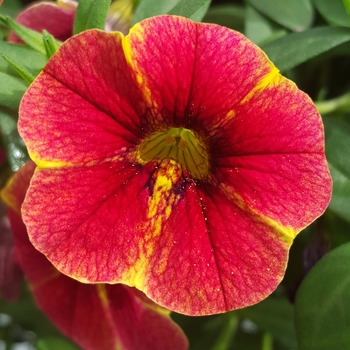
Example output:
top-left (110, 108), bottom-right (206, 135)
top-left (18, 15), bottom-right (332, 316)
top-left (1, 162), bottom-right (188, 350)
top-left (7, 0), bottom-right (77, 44)
top-left (8, 0), bottom-right (133, 44)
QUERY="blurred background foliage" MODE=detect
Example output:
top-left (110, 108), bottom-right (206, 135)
top-left (1, 0), bottom-right (350, 349)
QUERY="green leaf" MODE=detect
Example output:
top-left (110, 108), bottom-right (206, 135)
top-left (132, 0), bottom-right (211, 24)
top-left (295, 242), bottom-right (350, 349)
top-left (0, 284), bottom-right (61, 338)
top-left (315, 91), bottom-right (350, 115)
top-left (132, 0), bottom-right (180, 24)
top-left (168, 0), bottom-right (212, 21)
top-left (244, 5), bottom-right (287, 46)
top-left (173, 313), bottom-right (238, 350)
top-left (244, 5), bottom-right (275, 45)
top-left (1, 54), bottom-right (35, 84)
top-left (191, 2), bottom-right (211, 22)
top-left (324, 210), bottom-right (350, 247)
top-left (248, 0), bottom-right (313, 31)
top-left (203, 4), bottom-right (245, 31)
top-left (42, 30), bottom-right (61, 59)
top-left (37, 337), bottom-right (80, 350)
top-left (0, 71), bottom-right (27, 109)
top-left (343, 0), bottom-right (350, 17)
top-left (0, 108), bottom-right (29, 172)
top-left (0, 15), bottom-right (46, 55)
top-left (73, 0), bottom-right (111, 34)
top-left (314, 0), bottom-right (350, 26)
top-left (0, 0), bottom-right (22, 18)
top-left (168, 0), bottom-right (211, 21)
top-left (235, 296), bottom-right (297, 348)
top-left (262, 26), bottom-right (350, 71)
top-left (0, 40), bottom-right (47, 76)
top-left (323, 117), bottom-right (350, 223)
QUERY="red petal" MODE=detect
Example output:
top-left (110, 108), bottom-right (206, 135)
top-left (18, 17), bottom-right (332, 316)
top-left (20, 73), bottom-right (137, 167)
top-left (8, 2), bottom-right (75, 44)
top-left (124, 15), bottom-right (276, 133)
top-left (19, 30), bottom-right (145, 168)
top-left (213, 77), bottom-right (332, 230)
top-left (2, 162), bottom-right (188, 350)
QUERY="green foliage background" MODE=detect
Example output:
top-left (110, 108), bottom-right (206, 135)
top-left (1, 0), bottom-right (350, 349)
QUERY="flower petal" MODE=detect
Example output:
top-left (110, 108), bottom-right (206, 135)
top-left (17, 16), bottom-right (332, 316)
top-left (21, 161), bottom-right (147, 282)
top-left (122, 168), bottom-right (292, 315)
top-left (18, 30), bottom-right (145, 168)
top-left (8, 2), bottom-right (76, 44)
top-left (213, 77), bottom-right (332, 231)
top-left (123, 15), bottom-right (277, 132)
top-left (21, 157), bottom-right (289, 315)
top-left (2, 162), bottom-right (188, 350)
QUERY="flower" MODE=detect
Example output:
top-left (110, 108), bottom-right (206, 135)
top-left (7, 0), bottom-right (77, 44)
top-left (18, 15), bottom-right (332, 316)
top-left (1, 161), bottom-right (188, 350)
top-left (8, 0), bottom-right (133, 44)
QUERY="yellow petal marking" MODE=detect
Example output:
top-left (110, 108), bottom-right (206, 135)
top-left (29, 151), bottom-right (71, 169)
top-left (220, 183), bottom-right (297, 243)
top-left (1, 175), bottom-right (21, 214)
top-left (122, 23), bottom-right (155, 108)
top-left (96, 285), bottom-right (124, 350)
top-left (240, 62), bottom-right (281, 106)
top-left (122, 160), bottom-right (182, 291)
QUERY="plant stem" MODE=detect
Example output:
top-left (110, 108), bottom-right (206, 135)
top-left (211, 313), bottom-right (239, 350)
top-left (262, 332), bottom-right (273, 350)
top-left (315, 91), bottom-right (350, 115)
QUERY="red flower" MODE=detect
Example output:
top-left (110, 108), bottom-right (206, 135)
top-left (1, 162), bottom-right (188, 350)
top-left (7, 1), bottom-right (76, 44)
top-left (18, 15), bottom-right (332, 316)
top-left (7, 0), bottom-right (133, 44)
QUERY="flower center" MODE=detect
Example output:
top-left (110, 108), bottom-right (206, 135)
top-left (138, 127), bottom-right (209, 179)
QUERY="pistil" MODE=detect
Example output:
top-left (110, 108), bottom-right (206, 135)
top-left (139, 127), bottom-right (209, 179)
